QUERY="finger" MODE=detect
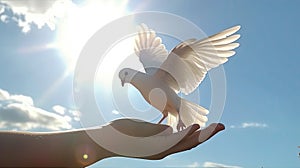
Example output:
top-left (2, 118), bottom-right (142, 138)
top-left (185, 124), bottom-right (200, 137)
top-left (110, 118), bottom-right (172, 137)
top-left (161, 124), bottom-right (200, 154)
top-left (111, 124), bottom-right (196, 158)
top-left (140, 124), bottom-right (200, 160)
top-left (160, 123), bottom-right (224, 157)
top-left (143, 123), bottom-right (224, 160)
top-left (198, 123), bottom-right (225, 143)
top-left (155, 127), bottom-right (173, 136)
top-left (155, 123), bottom-right (199, 138)
top-left (173, 124), bottom-right (223, 152)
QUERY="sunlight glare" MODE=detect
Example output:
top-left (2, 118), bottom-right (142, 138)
top-left (95, 36), bottom-right (140, 88)
top-left (56, 0), bottom-right (129, 76)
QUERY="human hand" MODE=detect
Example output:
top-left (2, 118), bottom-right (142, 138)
top-left (0, 118), bottom-right (224, 167)
top-left (88, 118), bottom-right (225, 160)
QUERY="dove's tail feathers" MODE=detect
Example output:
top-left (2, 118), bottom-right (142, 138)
top-left (179, 99), bottom-right (209, 128)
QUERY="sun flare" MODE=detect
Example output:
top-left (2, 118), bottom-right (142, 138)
top-left (55, 0), bottom-right (129, 76)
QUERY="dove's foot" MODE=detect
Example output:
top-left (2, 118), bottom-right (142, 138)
top-left (157, 112), bottom-right (168, 124)
top-left (176, 119), bottom-right (186, 131)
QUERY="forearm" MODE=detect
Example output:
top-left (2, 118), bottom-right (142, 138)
top-left (0, 129), bottom-right (115, 167)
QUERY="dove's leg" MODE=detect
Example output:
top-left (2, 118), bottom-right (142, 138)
top-left (158, 112), bottom-right (168, 124)
top-left (175, 105), bottom-right (186, 131)
top-left (177, 117), bottom-right (186, 131)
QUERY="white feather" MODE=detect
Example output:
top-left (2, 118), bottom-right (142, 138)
top-left (156, 25), bottom-right (241, 95)
top-left (178, 99), bottom-right (209, 128)
top-left (126, 24), bottom-right (241, 130)
top-left (134, 23), bottom-right (168, 72)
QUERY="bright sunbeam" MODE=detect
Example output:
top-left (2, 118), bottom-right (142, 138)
top-left (55, 0), bottom-right (129, 76)
top-left (95, 36), bottom-right (141, 88)
top-left (37, 0), bottom-right (129, 107)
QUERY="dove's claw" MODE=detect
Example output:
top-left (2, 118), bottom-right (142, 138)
top-left (177, 119), bottom-right (186, 131)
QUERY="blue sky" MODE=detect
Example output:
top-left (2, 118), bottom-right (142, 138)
top-left (0, 0), bottom-right (299, 167)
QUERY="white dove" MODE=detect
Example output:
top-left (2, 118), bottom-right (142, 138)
top-left (119, 24), bottom-right (240, 131)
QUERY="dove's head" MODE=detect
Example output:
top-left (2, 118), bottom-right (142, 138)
top-left (118, 68), bottom-right (137, 87)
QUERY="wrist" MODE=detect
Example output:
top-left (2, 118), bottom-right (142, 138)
top-left (67, 129), bottom-right (117, 167)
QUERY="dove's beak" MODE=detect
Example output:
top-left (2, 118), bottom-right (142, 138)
top-left (121, 78), bottom-right (125, 87)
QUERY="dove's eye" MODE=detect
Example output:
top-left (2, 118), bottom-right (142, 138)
top-left (124, 72), bottom-right (128, 76)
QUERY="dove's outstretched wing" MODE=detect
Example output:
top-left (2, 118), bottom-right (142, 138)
top-left (155, 25), bottom-right (241, 95)
top-left (134, 24), bottom-right (168, 74)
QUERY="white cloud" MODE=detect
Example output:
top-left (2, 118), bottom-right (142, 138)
top-left (0, 14), bottom-right (7, 23)
top-left (0, 0), bottom-right (71, 32)
top-left (188, 161), bottom-right (200, 168)
top-left (112, 110), bottom-right (120, 115)
top-left (52, 105), bottom-right (66, 115)
top-left (10, 94), bottom-right (34, 105)
top-left (64, 115), bottom-right (72, 122)
top-left (0, 103), bottom-right (71, 130)
top-left (242, 122), bottom-right (268, 128)
top-left (0, 88), bottom-right (73, 131)
top-left (230, 122), bottom-right (268, 129)
top-left (229, 125), bottom-right (236, 129)
top-left (52, 105), bottom-right (82, 122)
top-left (203, 161), bottom-right (243, 168)
top-left (0, 89), bottom-right (9, 100)
top-left (0, 4), bottom-right (4, 14)
top-left (69, 109), bottom-right (81, 121)
top-left (0, 89), bottom-right (33, 105)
